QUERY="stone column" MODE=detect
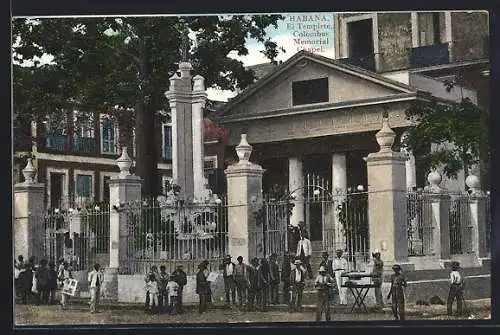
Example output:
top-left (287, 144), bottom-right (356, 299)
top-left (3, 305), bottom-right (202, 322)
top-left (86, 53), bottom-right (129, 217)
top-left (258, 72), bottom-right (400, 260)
top-left (401, 131), bottom-right (417, 190)
top-left (106, 147), bottom-right (142, 300)
top-left (288, 157), bottom-right (304, 227)
top-left (425, 171), bottom-right (451, 260)
top-left (192, 75), bottom-right (208, 198)
top-left (165, 62), bottom-right (195, 200)
top-left (225, 134), bottom-right (264, 262)
top-left (466, 174), bottom-right (489, 259)
top-left (331, 153), bottom-right (347, 250)
top-left (366, 116), bottom-right (412, 270)
top-left (13, 158), bottom-right (45, 260)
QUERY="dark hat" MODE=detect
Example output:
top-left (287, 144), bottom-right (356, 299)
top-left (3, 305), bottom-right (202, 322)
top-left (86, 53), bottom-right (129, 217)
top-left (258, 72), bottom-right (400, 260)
top-left (336, 249), bottom-right (344, 253)
top-left (372, 250), bottom-right (381, 257)
top-left (392, 264), bottom-right (402, 271)
top-left (294, 259), bottom-right (302, 265)
top-left (451, 261), bottom-right (460, 270)
top-left (322, 251), bottom-right (329, 256)
top-left (198, 263), bottom-right (205, 269)
top-left (237, 256), bottom-right (243, 261)
top-left (177, 264), bottom-right (183, 268)
top-left (224, 254), bottom-right (231, 260)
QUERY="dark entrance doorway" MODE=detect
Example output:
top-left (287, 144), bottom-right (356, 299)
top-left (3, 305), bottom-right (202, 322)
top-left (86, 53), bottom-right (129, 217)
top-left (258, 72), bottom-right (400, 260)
top-left (347, 19), bottom-right (374, 57)
top-left (50, 172), bottom-right (64, 209)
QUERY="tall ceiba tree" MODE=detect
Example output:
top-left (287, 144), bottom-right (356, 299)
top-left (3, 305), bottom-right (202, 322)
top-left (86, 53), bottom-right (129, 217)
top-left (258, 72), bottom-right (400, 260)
top-left (12, 15), bottom-right (284, 197)
top-left (404, 81), bottom-right (490, 187)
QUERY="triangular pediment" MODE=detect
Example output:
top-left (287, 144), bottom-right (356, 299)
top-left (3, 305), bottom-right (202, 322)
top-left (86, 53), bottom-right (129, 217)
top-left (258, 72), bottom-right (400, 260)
top-left (217, 51), bottom-right (415, 119)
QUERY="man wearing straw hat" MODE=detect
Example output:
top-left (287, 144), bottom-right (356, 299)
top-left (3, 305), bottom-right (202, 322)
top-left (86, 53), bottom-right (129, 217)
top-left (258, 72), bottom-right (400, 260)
top-left (315, 265), bottom-right (335, 321)
top-left (332, 249), bottom-right (348, 305)
top-left (289, 258), bottom-right (306, 313)
top-left (387, 264), bottom-right (407, 321)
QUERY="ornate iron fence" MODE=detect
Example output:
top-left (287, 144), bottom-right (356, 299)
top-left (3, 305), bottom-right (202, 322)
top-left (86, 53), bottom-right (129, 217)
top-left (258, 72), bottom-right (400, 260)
top-left (406, 191), bottom-right (434, 256)
top-left (449, 194), bottom-right (473, 255)
top-left (120, 197), bottom-right (228, 275)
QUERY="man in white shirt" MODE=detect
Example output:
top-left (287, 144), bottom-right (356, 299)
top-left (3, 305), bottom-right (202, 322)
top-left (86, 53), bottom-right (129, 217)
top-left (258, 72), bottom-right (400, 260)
top-left (296, 232), bottom-right (313, 279)
top-left (447, 261), bottom-right (464, 316)
top-left (332, 249), bottom-right (348, 305)
top-left (221, 255), bottom-right (236, 307)
top-left (87, 263), bottom-right (104, 313)
top-left (289, 259), bottom-right (306, 313)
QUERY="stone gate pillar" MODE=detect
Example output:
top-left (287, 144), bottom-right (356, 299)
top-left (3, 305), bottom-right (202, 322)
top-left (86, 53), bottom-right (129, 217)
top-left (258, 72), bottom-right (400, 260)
top-left (105, 147), bottom-right (142, 300)
top-left (366, 116), bottom-right (412, 270)
top-left (425, 171), bottom-right (451, 261)
top-left (288, 157), bottom-right (304, 227)
top-left (225, 134), bottom-right (264, 263)
top-left (466, 174), bottom-right (489, 259)
top-left (14, 158), bottom-right (45, 261)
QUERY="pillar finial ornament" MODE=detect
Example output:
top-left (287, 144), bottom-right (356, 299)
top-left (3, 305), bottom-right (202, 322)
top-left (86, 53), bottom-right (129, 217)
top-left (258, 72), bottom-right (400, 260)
top-left (426, 170), bottom-right (444, 193)
top-left (22, 157), bottom-right (36, 184)
top-left (236, 134), bottom-right (252, 162)
top-left (375, 113), bottom-right (396, 152)
top-left (116, 147), bottom-right (132, 178)
top-left (466, 174), bottom-right (483, 196)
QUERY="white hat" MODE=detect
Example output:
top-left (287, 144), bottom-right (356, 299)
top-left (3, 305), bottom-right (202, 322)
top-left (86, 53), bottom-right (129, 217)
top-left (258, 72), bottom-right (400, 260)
top-left (318, 266), bottom-right (327, 273)
top-left (294, 259), bottom-right (302, 265)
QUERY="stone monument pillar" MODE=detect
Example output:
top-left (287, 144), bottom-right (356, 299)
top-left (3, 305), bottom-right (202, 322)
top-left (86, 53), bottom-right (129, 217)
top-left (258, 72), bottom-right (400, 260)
top-left (401, 131), bottom-right (417, 190)
top-left (14, 158), bottom-right (45, 260)
top-left (106, 147), bottom-right (142, 300)
top-left (288, 157), bottom-right (304, 227)
top-left (225, 134), bottom-right (264, 262)
top-left (425, 171), bottom-right (451, 261)
top-left (366, 116), bottom-right (412, 270)
top-left (165, 62), bottom-right (208, 200)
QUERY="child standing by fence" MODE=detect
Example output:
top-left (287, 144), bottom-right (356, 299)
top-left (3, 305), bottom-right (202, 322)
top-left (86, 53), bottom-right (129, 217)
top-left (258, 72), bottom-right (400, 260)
top-left (145, 274), bottom-right (159, 314)
top-left (166, 276), bottom-right (180, 315)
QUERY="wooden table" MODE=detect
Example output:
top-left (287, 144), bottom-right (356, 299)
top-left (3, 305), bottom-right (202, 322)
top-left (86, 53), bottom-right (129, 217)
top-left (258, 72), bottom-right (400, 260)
top-left (341, 272), bottom-right (377, 313)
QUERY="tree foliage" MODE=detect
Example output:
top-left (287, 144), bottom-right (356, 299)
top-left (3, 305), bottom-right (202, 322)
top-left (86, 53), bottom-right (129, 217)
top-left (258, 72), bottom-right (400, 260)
top-left (12, 15), bottom-right (285, 197)
top-left (403, 88), bottom-right (489, 180)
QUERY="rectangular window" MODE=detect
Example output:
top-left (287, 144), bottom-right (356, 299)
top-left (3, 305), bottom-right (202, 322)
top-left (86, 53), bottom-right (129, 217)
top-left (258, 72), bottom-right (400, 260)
top-left (103, 175), bottom-right (111, 201)
top-left (100, 114), bottom-right (118, 154)
top-left (75, 174), bottom-right (92, 198)
top-left (73, 111), bottom-right (96, 153)
top-left (292, 78), bottom-right (329, 106)
top-left (163, 124), bottom-right (172, 160)
top-left (45, 115), bottom-right (68, 151)
top-left (204, 157), bottom-right (218, 193)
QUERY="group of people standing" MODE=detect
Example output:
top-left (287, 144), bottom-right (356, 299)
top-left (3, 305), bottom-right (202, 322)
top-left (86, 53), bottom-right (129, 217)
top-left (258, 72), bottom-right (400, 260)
top-left (143, 264), bottom-right (188, 314)
top-left (14, 255), bottom-right (73, 308)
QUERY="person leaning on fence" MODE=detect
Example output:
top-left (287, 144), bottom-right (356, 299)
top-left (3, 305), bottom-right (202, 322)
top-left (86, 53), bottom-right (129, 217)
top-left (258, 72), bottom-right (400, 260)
top-left (269, 253), bottom-right (280, 305)
top-left (221, 255), bottom-right (237, 307)
top-left (281, 252), bottom-right (292, 305)
top-left (59, 262), bottom-right (73, 309)
top-left (246, 258), bottom-right (260, 312)
top-left (447, 261), bottom-right (465, 316)
top-left (289, 258), bottom-right (306, 313)
top-left (88, 263), bottom-right (104, 313)
top-left (171, 265), bottom-right (187, 314)
top-left (315, 266), bottom-right (335, 321)
top-left (157, 265), bottom-right (169, 313)
top-left (387, 264), bottom-right (407, 321)
top-left (234, 256), bottom-right (249, 308)
top-left (196, 262), bottom-right (210, 314)
top-left (47, 262), bottom-right (58, 305)
top-left (166, 275), bottom-right (180, 315)
top-left (371, 250), bottom-right (384, 309)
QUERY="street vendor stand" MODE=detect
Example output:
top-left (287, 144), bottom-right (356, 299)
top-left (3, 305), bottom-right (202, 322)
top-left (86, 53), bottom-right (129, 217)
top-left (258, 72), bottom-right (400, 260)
top-left (341, 272), bottom-right (377, 313)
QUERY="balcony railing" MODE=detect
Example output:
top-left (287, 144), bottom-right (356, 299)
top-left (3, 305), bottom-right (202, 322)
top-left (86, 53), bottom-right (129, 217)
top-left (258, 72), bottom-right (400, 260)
top-left (409, 43), bottom-right (450, 69)
top-left (46, 135), bottom-right (68, 151)
top-left (73, 137), bottom-right (97, 153)
top-left (338, 54), bottom-right (376, 72)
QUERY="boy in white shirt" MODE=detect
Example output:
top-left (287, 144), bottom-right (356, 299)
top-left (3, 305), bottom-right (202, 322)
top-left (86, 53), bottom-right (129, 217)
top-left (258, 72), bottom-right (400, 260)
top-left (145, 274), bottom-right (159, 314)
top-left (166, 276), bottom-right (180, 315)
top-left (447, 261), bottom-right (464, 316)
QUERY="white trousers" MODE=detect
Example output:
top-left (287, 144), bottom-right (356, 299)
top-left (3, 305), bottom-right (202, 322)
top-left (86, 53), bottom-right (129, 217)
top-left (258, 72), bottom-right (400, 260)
top-left (149, 292), bottom-right (158, 307)
top-left (334, 270), bottom-right (346, 304)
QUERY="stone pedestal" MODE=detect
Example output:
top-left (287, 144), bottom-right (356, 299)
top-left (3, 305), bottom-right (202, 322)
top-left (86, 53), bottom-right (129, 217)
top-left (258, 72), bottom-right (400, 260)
top-left (331, 153), bottom-right (347, 250)
top-left (365, 117), bottom-right (410, 266)
top-left (225, 134), bottom-right (264, 263)
top-left (13, 159), bottom-right (45, 260)
top-left (466, 174), bottom-right (489, 259)
top-left (288, 157), bottom-right (304, 227)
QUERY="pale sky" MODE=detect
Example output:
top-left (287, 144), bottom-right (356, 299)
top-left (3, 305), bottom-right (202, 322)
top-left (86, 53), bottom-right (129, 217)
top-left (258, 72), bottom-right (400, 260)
top-left (14, 13), bottom-right (336, 103)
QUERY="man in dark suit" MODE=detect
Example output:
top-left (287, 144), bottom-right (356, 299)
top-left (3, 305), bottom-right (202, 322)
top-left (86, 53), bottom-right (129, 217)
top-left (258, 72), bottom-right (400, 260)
top-left (319, 251), bottom-right (334, 277)
top-left (281, 252), bottom-right (292, 305)
top-left (196, 263), bottom-right (210, 314)
top-left (269, 253), bottom-right (280, 305)
top-left (247, 258), bottom-right (260, 311)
